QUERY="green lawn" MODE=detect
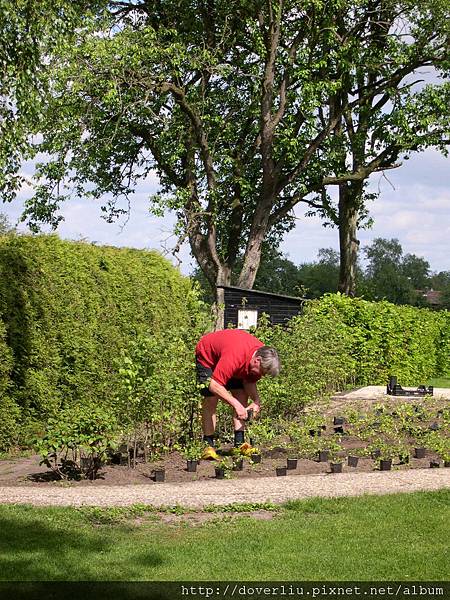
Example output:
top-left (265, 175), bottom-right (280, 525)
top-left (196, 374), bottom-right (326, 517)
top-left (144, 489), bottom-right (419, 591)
top-left (0, 490), bottom-right (449, 581)
top-left (427, 376), bottom-right (450, 388)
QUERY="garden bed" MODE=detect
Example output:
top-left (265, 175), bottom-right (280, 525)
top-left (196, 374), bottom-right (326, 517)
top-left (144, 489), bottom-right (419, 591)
top-left (1, 393), bottom-right (448, 487)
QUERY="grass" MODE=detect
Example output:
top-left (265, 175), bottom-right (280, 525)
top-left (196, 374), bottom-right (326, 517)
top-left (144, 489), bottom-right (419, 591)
top-left (427, 376), bottom-right (450, 388)
top-left (0, 490), bottom-right (448, 581)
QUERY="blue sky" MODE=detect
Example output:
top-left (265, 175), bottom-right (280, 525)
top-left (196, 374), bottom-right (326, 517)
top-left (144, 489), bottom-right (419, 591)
top-left (2, 147), bottom-right (449, 275)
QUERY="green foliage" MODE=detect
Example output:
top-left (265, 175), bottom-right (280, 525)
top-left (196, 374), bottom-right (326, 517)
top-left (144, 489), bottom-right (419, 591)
top-left (0, 396), bottom-right (21, 452)
top-left (35, 402), bottom-right (118, 479)
top-left (0, 1), bottom-right (102, 201)
top-left (0, 317), bottom-right (18, 452)
top-left (255, 306), bottom-right (356, 416)
top-left (114, 332), bottom-right (202, 461)
top-left (314, 294), bottom-right (449, 385)
top-left (0, 234), bottom-right (209, 448)
top-left (19, 1), bottom-right (450, 297)
top-left (178, 438), bottom-right (204, 462)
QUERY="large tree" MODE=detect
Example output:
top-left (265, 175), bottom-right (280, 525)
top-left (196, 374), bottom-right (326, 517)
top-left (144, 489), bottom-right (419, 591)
top-left (299, 1), bottom-right (450, 295)
top-left (0, 0), bottom-right (101, 202)
top-left (362, 237), bottom-right (429, 304)
top-left (20, 0), bottom-right (450, 325)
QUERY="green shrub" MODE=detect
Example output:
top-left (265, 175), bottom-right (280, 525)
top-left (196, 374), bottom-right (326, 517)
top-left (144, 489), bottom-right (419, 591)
top-left (255, 306), bottom-right (356, 416)
top-left (0, 396), bottom-right (21, 452)
top-left (0, 234), bottom-right (209, 448)
top-left (114, 331), bottom-right (202, 461)
top-left (35, 402), bottom-right (118, 479)
top-left (313, 294), bottom-right (448, 385)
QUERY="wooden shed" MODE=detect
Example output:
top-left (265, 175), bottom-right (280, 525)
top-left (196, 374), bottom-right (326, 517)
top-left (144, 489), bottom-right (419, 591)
top-left (217, 285), bottom-right (304, 329)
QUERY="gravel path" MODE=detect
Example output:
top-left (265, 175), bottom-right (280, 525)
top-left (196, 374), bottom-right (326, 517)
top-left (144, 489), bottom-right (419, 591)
top-left (0, 469), bottom-right (448, 509)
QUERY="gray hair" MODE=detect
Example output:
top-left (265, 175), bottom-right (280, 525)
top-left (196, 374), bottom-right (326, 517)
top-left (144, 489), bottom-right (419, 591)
top-left (255, 346), bottom-right (280, 377)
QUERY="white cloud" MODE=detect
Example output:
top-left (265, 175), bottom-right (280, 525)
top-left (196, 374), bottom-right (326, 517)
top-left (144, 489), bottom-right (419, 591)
top-left (2, 148), bottom-right (450, 275)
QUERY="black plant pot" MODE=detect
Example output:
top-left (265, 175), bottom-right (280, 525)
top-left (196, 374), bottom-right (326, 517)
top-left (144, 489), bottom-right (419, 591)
top-left (232, 458), bottom-right (243, 471)
top-left (309, 429), bottom-right (321, 437)
top-left (318, 450), bottom-right (330, 462)
top-left (215, 467), bottom-right (226, 479)
top-left (348, 455), bottom-right (359, 468)
top-left (186, 460), bottom-right (198, 473)
top-left (333, 426), bottom-right (344, 435)
top-left (110, 452), bottom-right (122, 465)
top-left (430, 461), bottom-right (440, 468)
top-left (287, 458), bottom-right (298, 470)
top-left (379, 459), bottom-right (392, 471)
top-left (444, 461), bottom-right (450, 468)
top-left (251, 453), bottom-right (262, 464)
top-left (330, 462), bottom-right (343, 473)
top-left (414, 447), bottom-right (426, 459)
top-left (333, 416), bottom-right (345, 426)
top-left (371, 449), bottom-right (381, 459)
top-left (154, 469), bottom-right (165, 482)
top-left (276, 466), bottom-right (287, 476)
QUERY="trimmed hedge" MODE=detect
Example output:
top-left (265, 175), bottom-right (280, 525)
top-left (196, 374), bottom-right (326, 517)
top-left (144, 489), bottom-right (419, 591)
top-left (0, 234), bottom-right (208, 449)
top-left (311, 294), bottom-right (449, 385)
top-left (0, 235), bottom-right (448, 454)
top-left (253, 294), bottom-right (449, 419)
top-left (0, 318), bottom-right (18, 452)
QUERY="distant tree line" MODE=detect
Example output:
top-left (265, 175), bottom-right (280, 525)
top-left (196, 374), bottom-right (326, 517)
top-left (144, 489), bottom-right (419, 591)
top-left (193, 237), bottom-right (450, 310)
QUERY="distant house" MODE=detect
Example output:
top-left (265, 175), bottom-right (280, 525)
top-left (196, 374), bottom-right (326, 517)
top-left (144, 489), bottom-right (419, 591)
top-left (416, 289), bottom-right (443, 308)
top-left (217, 285), bottom-right (304, 329)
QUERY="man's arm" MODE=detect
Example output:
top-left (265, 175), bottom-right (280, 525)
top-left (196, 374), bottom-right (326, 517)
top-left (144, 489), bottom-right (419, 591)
top-left (208, 378), bottom-right (249, 421)
top-left (243, 381), bottom-right (261, 415)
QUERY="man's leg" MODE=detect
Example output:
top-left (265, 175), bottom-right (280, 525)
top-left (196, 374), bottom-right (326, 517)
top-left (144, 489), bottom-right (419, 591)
top-left (231, 389), bottom-right (249, 447)
top-left (202, 395), bottom-right (219, 445)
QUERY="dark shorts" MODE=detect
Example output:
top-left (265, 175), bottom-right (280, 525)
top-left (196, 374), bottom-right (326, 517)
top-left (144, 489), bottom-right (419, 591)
top-left (195, 358), bottom-right (244, 398)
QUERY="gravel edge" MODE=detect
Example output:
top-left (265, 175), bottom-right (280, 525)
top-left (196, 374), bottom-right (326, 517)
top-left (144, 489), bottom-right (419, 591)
top-left (0, 469), bottom-right (448, 508)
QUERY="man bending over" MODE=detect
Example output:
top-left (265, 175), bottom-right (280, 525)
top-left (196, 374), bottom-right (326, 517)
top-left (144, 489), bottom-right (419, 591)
top-left (195, 329), bottom-right (280, 459)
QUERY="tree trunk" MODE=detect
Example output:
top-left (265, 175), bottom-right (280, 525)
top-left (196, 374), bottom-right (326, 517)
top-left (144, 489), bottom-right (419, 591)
top-left (213, 265), bottom-right (232, 330)
top-left (338, 182), bottom-right (361, 296)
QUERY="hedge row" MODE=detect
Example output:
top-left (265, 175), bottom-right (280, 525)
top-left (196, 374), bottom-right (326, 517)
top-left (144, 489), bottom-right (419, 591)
top-left (0, 234), bottom-right (208, 450)
top-left (252, 294), bottom-right (449, 420)
top-left (312, 294), bottom-right (449, 385)
top-left (0, 235), bottom-right (448, 454)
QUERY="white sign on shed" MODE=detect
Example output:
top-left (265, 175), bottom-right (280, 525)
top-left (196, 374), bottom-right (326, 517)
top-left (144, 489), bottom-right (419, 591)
top-left (237, 309), bottom-right (258, 330)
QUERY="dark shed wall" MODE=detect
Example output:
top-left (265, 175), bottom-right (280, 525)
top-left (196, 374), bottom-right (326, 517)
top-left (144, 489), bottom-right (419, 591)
top-left (218, 286), bottom-right (303, 327)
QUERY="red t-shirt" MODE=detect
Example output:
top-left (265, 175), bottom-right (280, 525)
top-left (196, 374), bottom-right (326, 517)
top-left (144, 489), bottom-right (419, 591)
top-left (195, 329), bottom-right (264, 386)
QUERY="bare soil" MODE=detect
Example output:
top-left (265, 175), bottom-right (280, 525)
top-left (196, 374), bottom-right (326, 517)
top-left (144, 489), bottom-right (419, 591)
top-left (0, 390), bottom-right (447, 489)
top-left (0, 442), bottom-right (444, 489)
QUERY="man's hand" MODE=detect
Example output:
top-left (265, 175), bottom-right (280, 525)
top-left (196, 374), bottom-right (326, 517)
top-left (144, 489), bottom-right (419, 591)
top-left (235, 404), bottom-right (249, 421)
top-left (247, 402), bottom-right (260, 417)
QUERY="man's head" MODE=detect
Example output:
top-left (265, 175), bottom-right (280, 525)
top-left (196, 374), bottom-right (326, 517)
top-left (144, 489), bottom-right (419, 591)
top-left (249, 346), bottom-right (280, 378)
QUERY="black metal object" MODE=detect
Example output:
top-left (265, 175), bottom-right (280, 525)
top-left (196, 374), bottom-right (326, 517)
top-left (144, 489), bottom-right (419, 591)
top-left (386, 376), bottom-right (433, 397)
top-left (217, 285), bottom-right (304, 328)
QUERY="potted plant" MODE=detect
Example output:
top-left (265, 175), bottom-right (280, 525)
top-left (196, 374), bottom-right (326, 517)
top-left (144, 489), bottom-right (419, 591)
top-left (317, 438), bottom-right (342, 463)
top-left (180, 439), bottom-right (203, 473)
top-left (414, 447), bottom-right (426, 459)
top-left (347, 454), bottom-right (359, 468)
top-left (330, 457), bottom-right (344, 473)
top-left (318, 449), bottom-right (330, 462)
top-left (276, 465), bottom-right (287, 476)
top-left (375, 442), bottom-right (395, 471)
top-left (215, 457), bottom-right (232, 479)
top-left (286, 456), bottom-right (298, 470)
top-left (153, 468), bottom-right (165, 482)
top-left (232, 457), bottom-right (244, 471)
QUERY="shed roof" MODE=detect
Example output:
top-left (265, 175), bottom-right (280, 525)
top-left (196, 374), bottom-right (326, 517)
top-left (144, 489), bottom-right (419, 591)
top-left (216, 284), bottom-right (305, 302)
